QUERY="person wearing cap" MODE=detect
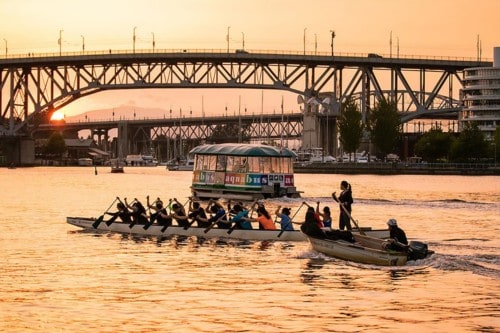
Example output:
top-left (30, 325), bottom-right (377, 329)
top-left (385, 219), bottom-right (408, 251)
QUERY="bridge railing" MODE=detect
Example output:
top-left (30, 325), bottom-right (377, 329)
top-left (0, 48), bottom-right (488, 62)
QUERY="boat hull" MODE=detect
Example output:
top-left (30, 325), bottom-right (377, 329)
top-left (67, 217), bottom-right (306, 241)
top-left (307, 235), bottom-right (408, 266)
top-left (67, 217), bottom-right (388, 242)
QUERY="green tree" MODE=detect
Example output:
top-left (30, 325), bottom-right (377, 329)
top-left (493, 126), bottom-right (500, 163)
top-left (207, 123), bottom-right (250, 143)
top-left (43, 131), bottom-right (67, 159)
top-left (414, 128), bottom-right (455, 162)
top-left (368, 99), bottom-right (401, 159)
top-left (450, 122), bottom-right (489, 162)
top-left (338, 97), bottom-right (364, 158)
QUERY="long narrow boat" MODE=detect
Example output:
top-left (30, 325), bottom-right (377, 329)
top-left (67, 217), bottom-right (389, 242)
top-left (306, 233), bottom-right (432, 266)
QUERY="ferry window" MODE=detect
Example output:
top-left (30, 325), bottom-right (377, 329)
top-left (201, 155), bottom-right (216, 171)
top-left (208, 155), bottom-right (217, 170)
top-left (271, 157), bottom-right (281, 173)
top-left (281, 158), bottom-right (290, 173)
top-left (216, 155), bottom-right (227, 171)
top-left (248, 157), bottom-right (259, 173)
top-left (194, 156), bottom-right (202, 170)
top-left (227, 156), bottom-right (236, 171)
top-left (260, 157), bottom-right (271, 173)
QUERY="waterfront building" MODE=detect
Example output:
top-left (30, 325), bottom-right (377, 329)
top-left (461, 47), bottom-right (500, 139)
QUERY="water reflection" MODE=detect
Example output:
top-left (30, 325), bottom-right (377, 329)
top-left (300, 258), bottom-right (325, 285)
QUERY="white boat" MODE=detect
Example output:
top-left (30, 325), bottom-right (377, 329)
top-left (166, 158), bottom-right (194, 171)
top-left (77, 158), bottom-right (93, 166)
top-left (294, 148), bottom-right (336, 166)
top-left (66, 217), bottom-right (388, 242)
top-left (125, 154), bottom-right (158, 166)
top-left (67, 216), bottom-right (306, 241)
top-left (305, 233), bottom-right (432, 266)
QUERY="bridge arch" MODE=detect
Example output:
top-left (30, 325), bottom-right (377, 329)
top-left (1, 51), bottom-right (488, 137)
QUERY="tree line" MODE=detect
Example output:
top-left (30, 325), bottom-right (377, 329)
top-left (338, 97), bottom-right (499, 163)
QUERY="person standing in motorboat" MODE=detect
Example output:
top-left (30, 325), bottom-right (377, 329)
top-left (384, 219), bottom-right (408, 251)
top-left (332, 180), bottom-right (353, 230)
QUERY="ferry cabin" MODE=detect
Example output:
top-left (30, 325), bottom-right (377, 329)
top-left (190, 143), bottom-right (300, 201)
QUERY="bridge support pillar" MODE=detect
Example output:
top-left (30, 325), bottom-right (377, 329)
top-left (0, 137), bottom-right (35, 166)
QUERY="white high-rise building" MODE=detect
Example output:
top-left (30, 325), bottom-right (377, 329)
top-left (460, 47), bottom-right (500, 140)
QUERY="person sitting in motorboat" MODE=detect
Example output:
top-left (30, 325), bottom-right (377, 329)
top-left (300, 210), bottom-right (326, 239)
top-left (384, 219), bottom-right (408, 251)
top-left (244, 202), bottom-right (276, 230)
top-left (229, 203), bottom-right (253, 230)
top-left (124, 198), bottom-right (149, 224)
top-left (303, 205), bottom-right (324, 228)
top-left (105, 202), bottom-right (132, 224)
top-left (316, 201), bottom-right (332, 229)
top-left (275, 206), bottom-right (294, 231)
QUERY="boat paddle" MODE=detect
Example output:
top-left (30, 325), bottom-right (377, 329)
top-left (277, 202), bottom-right (305, 238)
top-left (339, 203), bottom-right (365, 235)
top-left (203, 212), bottom-right (228, 233)
top-left (127, 198), bottom-right (139, 229)
top-left (143, 196), bottom-right (160, 230)
top-left (92, 197), bottom-right (118, 229)
top-left (160, 199), bottom-right (174, 233)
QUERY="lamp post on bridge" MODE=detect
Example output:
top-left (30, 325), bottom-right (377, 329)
top-left (81, 35), bottom-right (85, 54)
top-left (58, 30), bottom-right (63, 56)
top-left (226, 26), bottom-right (230, 52)
top-left (133, 26), bottom-right (137, 53)
top-left (3, 39), bottom-right (7, 57)
top-left (152, 32), bottom-right (155, 52)
top-left (303, 28), bottom-right (307, 55)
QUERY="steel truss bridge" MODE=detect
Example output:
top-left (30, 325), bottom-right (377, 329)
top-left (36, 113), bottom-right (303, 158)
top-left (1, 50), bottom-right (491, 138)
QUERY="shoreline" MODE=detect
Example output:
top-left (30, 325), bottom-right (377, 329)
top-left (294, 162), bottom-right (500, 176)
top-left (3, 163), bottom-right (500, 176)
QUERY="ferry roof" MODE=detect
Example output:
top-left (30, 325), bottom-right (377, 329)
top-left (190, 143), bottom-right (296, 157)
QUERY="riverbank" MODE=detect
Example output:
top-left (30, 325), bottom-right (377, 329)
top-left (294, 162), bottom-right (500, 175)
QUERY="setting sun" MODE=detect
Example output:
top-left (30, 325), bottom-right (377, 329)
top-left (50, 111), bottom-right (65, 121)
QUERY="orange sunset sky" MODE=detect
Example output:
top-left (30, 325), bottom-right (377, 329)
top-left (1, 0), bottom-right (499, 119)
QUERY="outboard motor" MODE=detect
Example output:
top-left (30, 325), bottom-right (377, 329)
top-left (407, 241), bottom-right (429, 260)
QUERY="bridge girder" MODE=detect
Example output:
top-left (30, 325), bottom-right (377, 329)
top-left (0, 52), bottom-right (490, 136)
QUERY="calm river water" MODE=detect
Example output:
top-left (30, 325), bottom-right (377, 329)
top-left (0, 167), bottom-right (498, 332)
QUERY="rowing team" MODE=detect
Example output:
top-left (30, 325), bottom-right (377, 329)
top-left (100, 196), bottom-right (327, 231)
